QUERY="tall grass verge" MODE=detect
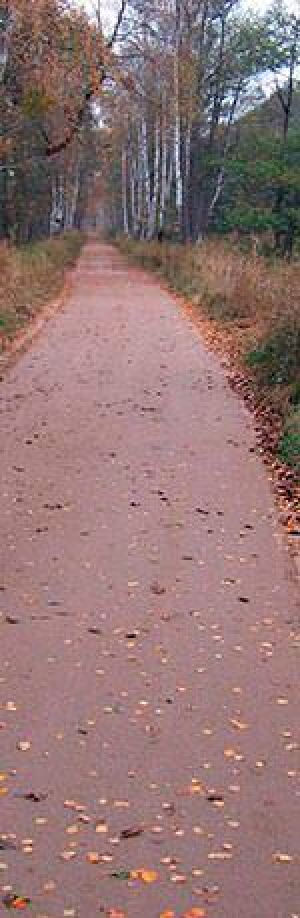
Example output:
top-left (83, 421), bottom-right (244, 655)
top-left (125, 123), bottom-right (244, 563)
top-left (118, 237), bottom-right (300, 474)
top-left (0, 231), bottom-right (84, 350)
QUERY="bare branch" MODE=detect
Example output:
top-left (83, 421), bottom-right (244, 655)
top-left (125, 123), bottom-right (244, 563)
top-left (107, 0), bottom-right (127, 50)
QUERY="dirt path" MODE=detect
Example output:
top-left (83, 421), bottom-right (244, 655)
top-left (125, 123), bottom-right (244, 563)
top-left (0, 242), bottom-right (299, 918)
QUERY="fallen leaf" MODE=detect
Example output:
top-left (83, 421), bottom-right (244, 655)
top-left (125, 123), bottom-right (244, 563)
top-left (150, 582), bottom-right (166, 595)
top-left (230, 719), bottom-right (248, 731)
top-left (131, 868), bottom-right (157, 883)
top-left (272, 852), bottom-right (294, 864)
top-left (60, 850), bottom-right (76, 861)
top-left (86, 852), bottom-right (100, 864)
top-left (183, 910), bottom-right (207, 918)
top-left (3, 895), bottom-right (31, 910)
top-left (120, 826), bottom-right (144, 840)
top-left (0, 838), bottom-right (17, 851)
top-left (206, 792), bottom-right (224, 806)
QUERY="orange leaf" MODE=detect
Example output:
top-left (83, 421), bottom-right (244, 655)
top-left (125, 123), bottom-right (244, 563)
top-left (86, 852), bottom-right (100, 864)
top-left (3, 897), bottom-right (31, 910)
top-left (183, 910), bottom-right (207, 918)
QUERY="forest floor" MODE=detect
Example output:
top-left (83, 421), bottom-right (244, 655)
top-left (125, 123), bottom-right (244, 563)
top-left (0, 241), bottom-right (299, 918)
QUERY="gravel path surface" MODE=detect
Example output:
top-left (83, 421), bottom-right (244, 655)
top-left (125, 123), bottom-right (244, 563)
top-left (0, 242), bottom-right (299, 918)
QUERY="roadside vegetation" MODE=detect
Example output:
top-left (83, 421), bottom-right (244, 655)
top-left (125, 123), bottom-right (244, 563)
top-left (119, 237), bottom-right (300, 477)
top-left (0, 231), bottom-right (84, 350)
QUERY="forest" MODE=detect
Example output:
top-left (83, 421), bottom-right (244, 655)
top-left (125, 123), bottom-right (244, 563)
top-left (0, 0), bottom-right (299, 252)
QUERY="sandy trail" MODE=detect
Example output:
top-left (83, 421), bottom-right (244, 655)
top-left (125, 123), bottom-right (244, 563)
top-left (0, 242), bottom-right (299, 918)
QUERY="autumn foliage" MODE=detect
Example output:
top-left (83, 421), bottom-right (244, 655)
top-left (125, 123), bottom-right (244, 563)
top-left (0, 0), bottom-right (108, 241)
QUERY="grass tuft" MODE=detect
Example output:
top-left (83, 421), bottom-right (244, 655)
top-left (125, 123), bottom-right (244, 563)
top-left (0, 231), bottom-right (84, 350)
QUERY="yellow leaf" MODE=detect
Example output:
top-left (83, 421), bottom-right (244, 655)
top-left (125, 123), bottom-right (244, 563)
top-left (131, 868), bottom-right (157, 883)
top-left (190, 780), bottom-right (205, 795)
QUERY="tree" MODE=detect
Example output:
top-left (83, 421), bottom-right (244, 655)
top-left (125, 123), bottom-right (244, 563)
top-left (262, 1), bottom-right (300, 254)
top-left (0, 0), bottom-right (127, 241)
top-left (103, 0), bottom-right (269, 240)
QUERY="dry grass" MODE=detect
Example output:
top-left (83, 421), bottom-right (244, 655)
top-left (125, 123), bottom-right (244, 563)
top-left (0, 231), bottom-right (84, 349)
top-left (119, 236), bottom-right (299, 328)
top-left (118, 237), bottom-right (300, 473)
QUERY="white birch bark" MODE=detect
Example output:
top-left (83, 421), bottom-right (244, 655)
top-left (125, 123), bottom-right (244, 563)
top-left (0, 10), bottom-right (15, 83)
top-left (130, 158), bottom-right (139, 236)
top-left (121, 146), bottom-right (129, 235)
top-left (174, 48), bottom-right (183, 232)
top-left (67, 168), bottom-right (80, 228)
top-left (184, 119), bottom-right (191, 189)
top-left (207, 166), bottom-right (225, 220)
top-left (137, 125), bottom-right (143, 231)
top-left (141, 117), bottom-right (151, 237)
top-left (159, 90), bottom-right (168, 231)
top-left (50, 175), bottom-right (64, 235)
top-left (148, 115), bottom-right (160, 239)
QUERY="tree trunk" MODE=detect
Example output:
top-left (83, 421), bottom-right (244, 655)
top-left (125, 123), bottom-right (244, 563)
top-left (174, 48), bottom-right (183, 236)
top-left (121, 147), bottom-right (129, 235)
top-left (148, 115), bottom-right (160, 239)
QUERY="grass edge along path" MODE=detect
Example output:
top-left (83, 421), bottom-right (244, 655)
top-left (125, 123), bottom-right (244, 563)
top-left (117, 236), bottom-right (300, 557)
top-left (0, 231), bottom-right (84, 354)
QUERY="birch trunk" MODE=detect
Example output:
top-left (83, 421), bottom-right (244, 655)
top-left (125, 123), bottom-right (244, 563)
top-left (122, 146), bottom-right (129, 235)
top-left (0, 11), bottom-right (14, 83)
top-left (141, 117), bottom-right (151, 237)
top-left (130, 159), bottom-right (139, 237)
top-left (159, 90), bottom-right (171, 232)
top-left (174, 48), bottom-right (183, 233)
top-left (148, 115), bottom-right (160, 239)
top-left (50, 175), bottom-right (64, 235)
top-left (183, 117), bottom-right (192, 240)
top-left (136, 125), bottom-right (143, 233)
top-left (67, 168), bottom-right (80, 228)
